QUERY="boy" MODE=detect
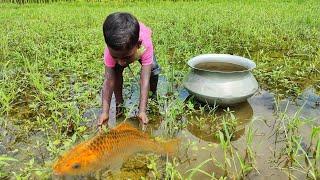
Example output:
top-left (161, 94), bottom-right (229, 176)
top-left (98, 12), bottom-right (160, 127)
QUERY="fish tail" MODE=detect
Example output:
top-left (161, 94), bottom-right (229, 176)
top-left (161, 139), bottom-right (180, 156)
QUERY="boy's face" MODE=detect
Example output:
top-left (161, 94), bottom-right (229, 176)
top-left (109, 46), bottom-right (138, 67)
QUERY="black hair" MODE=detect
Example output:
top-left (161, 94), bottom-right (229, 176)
top-left (103, 12), bottom-right (140, 51)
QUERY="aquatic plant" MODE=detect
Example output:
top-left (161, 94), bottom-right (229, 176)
top-left (186, 157), bottom-right (217, 179)
top-left (159, 95), bottom-right (188, 136)
top-left (271, 99), bottom-right (320, 179)
top-left (0, 156), bottom-right (17, 178)
top-left (164, 157), bottom-right (183, 180)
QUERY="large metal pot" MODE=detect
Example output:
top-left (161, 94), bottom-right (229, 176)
top-left (184, 54), bottom-right (259, 105)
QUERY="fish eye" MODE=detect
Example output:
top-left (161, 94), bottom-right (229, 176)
top-left (72, 163), bottom-right (81, 169)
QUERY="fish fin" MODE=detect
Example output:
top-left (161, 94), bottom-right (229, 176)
top-left (114, 122), bottom-right (137, 131)
top-left (162, 138), bottom-right (181, 156)
top-left (108, 157), bottom-right (125, 172)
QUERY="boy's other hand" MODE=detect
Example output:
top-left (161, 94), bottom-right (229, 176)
top-left (137, 112), bottom-right (149, 125)
top-left (138, 112), bottom-right (149, 131)
top-left (98, 112), bottom-right (109, 127)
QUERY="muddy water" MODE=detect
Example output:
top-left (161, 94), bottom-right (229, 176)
top-left (1, 76), bottom-right (319, 179)
top-left (194, 62), bottom-right (247, 72)
top-left (176, 90), bottom-right (318, 179)
top-left (80, 76), bottom-right (320, 179)
top-left (186, 101), bottom-right (253, 143)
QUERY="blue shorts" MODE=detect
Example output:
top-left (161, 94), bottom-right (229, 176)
top-left (149, 54), bottom-right (161, 76)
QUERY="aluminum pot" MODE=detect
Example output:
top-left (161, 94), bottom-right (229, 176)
top-left (183, 54), bottom-right (259, 105)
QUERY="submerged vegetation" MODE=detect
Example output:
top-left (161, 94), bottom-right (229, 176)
top-left (0, 0), bottom-right (319, 179)
top-left (271, 101), bottom-right (320, 179)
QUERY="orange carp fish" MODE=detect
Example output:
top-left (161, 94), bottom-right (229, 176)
top-left (53, 123), bottom-right (179, 176)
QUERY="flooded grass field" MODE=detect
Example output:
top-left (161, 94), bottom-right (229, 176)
top-left (1, 1), bottom-right (320, 179)
top-left (79, 78), bottom-right (320, 179)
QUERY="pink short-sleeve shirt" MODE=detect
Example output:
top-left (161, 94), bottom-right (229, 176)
top-left (104, 22), bottom-right (154, 68)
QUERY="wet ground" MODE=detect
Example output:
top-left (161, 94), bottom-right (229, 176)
top-left (176, 89), bottom-right (319, 179)
top-left (1, 76), bottom-right (319, 179)
top-left (81, 76), bottom-right (320, 179)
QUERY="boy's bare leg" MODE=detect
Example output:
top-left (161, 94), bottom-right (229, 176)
top-left (150, 75), bottom-right (158, 99)
top-left (114, 65), bottom-right (124, 116)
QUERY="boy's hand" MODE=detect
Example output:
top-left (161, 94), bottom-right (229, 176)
top-left (137, 111), bottom-right (149, 125)
top-left (98, 112), bottom-right (109, 127)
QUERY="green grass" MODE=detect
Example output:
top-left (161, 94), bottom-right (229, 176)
top-left (272, 101), bottom-right (320, 179)
top-left (0, 0), bottom-right (320, 178)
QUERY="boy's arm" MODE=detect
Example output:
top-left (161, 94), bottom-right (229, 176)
top-left (99, 66), bottom-right (115, 126)
top-left (138, 64), bottom-right (152, 124)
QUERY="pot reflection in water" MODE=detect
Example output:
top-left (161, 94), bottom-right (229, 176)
top-left (187, 101), bottom-right (253, 142)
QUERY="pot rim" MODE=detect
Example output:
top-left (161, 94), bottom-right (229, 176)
top-left (187, 54), bottom-right (256, 73)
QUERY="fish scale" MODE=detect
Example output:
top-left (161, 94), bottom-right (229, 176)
top-left (53, 123), bottom-right (179, 176)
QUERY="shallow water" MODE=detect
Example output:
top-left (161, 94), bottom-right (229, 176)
top-left (1, 76), bottom-right (319, 179)
top-left (80, 76), bottom-right (320, 179)
top-left (177, 89), bottom-right (319, 179)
